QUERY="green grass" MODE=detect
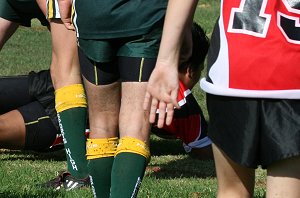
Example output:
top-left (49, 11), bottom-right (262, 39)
top-left (0, 1), bottom-right (267, 197)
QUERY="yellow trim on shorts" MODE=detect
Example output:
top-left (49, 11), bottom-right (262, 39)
top-left (25, 116), bottom-right (50, 126)
top-left (47, 0), bottom-right (54, 19)
top-left (55, 84), bottom-right (87, 113)
top-left (94, 62), bottom-right (99, 85)
top-left (138, 58), bottom-right (145, 82)
top-left (86, 137), bottom-right (118, 160)
top-left (71, 3), bottom-right (75, 24)
top-left (116, 137), bottom-right (150, 161)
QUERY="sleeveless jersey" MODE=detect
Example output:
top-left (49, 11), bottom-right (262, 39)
top-left (152, 81), bottom-right (211, 153)
top-left (200, 0), bottom-right (300, 99)
top-left (73, 0), bottom-right (167, 39)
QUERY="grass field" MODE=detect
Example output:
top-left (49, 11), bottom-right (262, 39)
top-left (0, 1), bottom-right (267, 197)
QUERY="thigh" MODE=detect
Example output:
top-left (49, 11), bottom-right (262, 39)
top-left (49, 19), bottom-right (81, 88)
top-left (266, 156), bottom-right (300, 198)
top-left (0, 17), bottom-right (19, 49)
top-left (18, 101), bottom-right (59, 151)
top-left (0, 75), bottom-right (32, 114)
top-left (79, 46), bottom-right (121, 138)
top-left (119, 82), bottom-right (150, 142)
top-left (79, 47), bottom-right (120, 85)
top-left (0, 110), bottom-right (26, 149)
top-left (82, 78), bottom-right (121, 138)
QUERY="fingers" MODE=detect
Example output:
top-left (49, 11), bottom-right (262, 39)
top-left (149, 97), bottom-right (158, 124)
top-left (170, 89), bottom-right (180, 109)
top-left (165, 103), bottom-right (174, 126)
top-left (157, 101), bottom-right (167, 128)
top-left (143, 92), bottom-right (151, 110)
top-left (148, 98), bottom-right (176, 128)
top-left (144, 87), bottom-right (178, 128)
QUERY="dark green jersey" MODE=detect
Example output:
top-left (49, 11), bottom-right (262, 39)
top-left (73, 0), bottom-right (167, 39)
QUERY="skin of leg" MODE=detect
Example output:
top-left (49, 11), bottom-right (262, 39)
top-left (119, 82), bottom-right (151, 143)
top-left (212, 143), bottom-right (255, 198)
top-left (83, 78), bottom-right (121, 138)
top-left (0, 110), bottom-right (25, 149)
top-left (0, 17), bottom-right (19, 50)
top-left (49, 19), bottom-right (81, 89)
top-left (266, 156), bottom-right (300, 198)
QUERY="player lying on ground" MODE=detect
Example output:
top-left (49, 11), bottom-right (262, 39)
top-left (0, 22), bottom-right (211, 155)
top-left (1, 0), bottom-right (89, 189)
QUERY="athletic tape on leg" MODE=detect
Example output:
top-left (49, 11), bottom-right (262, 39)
top-left (86, 137), bottom-right (118, 160)
top-left (55, 84), bottom-right (87, 113)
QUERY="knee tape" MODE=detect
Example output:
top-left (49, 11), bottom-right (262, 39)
top-left (55, 84), bottom-right (87, 113)
top-left (86, 137), bottom-right (118, 160)
top-left (116, 137), bottom-right (150, 161)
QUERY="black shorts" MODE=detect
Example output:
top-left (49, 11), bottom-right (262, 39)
top-left (0, 75), bottom-right (32, 114)
top-left (18, 101), bottom-right (59, 151)
top-left (79, 47), bottom-right (156, 85)
top-left (0, 71), bottom-right (60, 151)
top-left (207, 94), bottom-right (300, 169)
top-left (78, 27), bottom-right (161, 85)
top-left (0, 0), bottom-right (48, 27)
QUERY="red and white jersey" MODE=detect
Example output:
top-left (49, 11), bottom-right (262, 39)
top-left (152, 81), bottom-right (211, 153)
top-left (200, 0), bottom-right (300, 98)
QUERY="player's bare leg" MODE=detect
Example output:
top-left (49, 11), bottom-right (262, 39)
top-left (212, 143), bottom-right (255, 198)
top-left (110, 82), bottom-right (151, 198)
top-left (83, 79), bottom-right (121, 139)
top-left (119, 82), bottom-right (150, 141)
top-left (0, 18), bottom-right (19, 50)
top-left (84, 78), bottom-right (120, 198)
top-left (49, 19), bottom-right (81, 89)
top-left (0, 110), bottom-right (25, 149)
top-left (266, 156), bottom-right (300, 198)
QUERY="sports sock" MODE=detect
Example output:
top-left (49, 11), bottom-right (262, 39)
top-left (86, 137), bottom-right (118, 198)
top-left (110, 137), bottom-right (150, 198)
top-left (55, 84), bottom-right (88, 179)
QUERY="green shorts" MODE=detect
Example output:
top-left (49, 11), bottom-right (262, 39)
top-left (78, 27), bottom-right (162, 63)
top-left (0, 0), bottom-right (48, 27)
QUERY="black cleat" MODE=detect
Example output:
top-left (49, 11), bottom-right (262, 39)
top-left (40, 171), bottom-right (90, 191)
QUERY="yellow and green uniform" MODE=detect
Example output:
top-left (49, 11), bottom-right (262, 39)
top-left (73, 1), bottom-right (168, 197)
top-left (73, 0), bottom-right (167, 39)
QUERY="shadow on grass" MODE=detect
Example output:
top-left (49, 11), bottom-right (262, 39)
top-left (0, 149), bottom-right (66, 162)
top-left (146, 157), bottom-right (216, 179)
top-left (148, 135), bottom-right (216, 179)
top-left (150, 134), bottom-right (186, 156)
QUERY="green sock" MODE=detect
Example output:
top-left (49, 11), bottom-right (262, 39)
top-left (110, 152), bottom-right (147, 198)
top-left (58, 107), bottom-right (88, 179)
top-left (88, 157), bottom-right (114, 198)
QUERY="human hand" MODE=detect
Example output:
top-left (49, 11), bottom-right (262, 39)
top-left (57, 0), bottom-right (75, 30)
top-left (144, 62), bottom-right (180, 128)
